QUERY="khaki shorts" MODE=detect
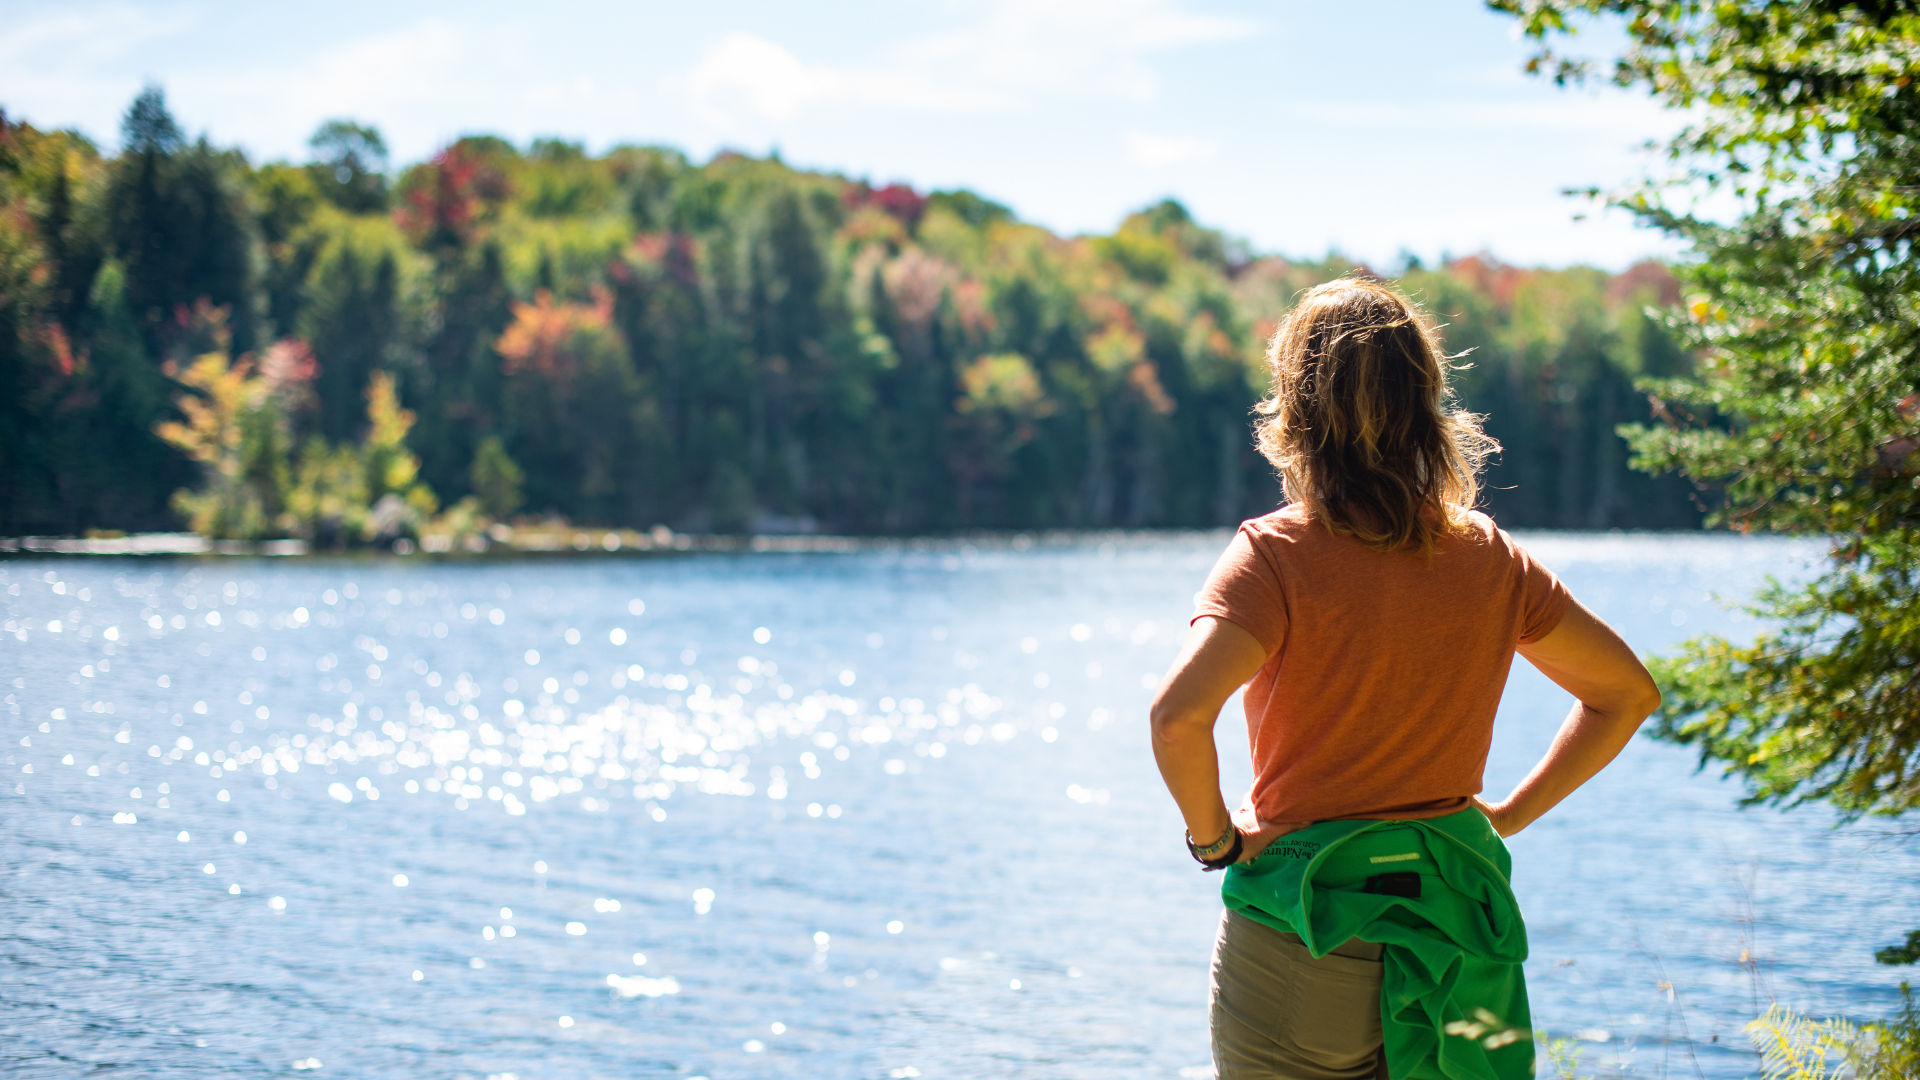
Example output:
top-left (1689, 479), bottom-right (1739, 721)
top-left (1209, 909), bottom-right (1390, 1080)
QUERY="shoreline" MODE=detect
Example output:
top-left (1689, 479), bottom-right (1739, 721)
top-left (0, 525), bottom-right (1755, 560)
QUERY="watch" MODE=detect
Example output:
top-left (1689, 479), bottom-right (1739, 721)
top-left (1187, 826), bottom-right (1244, 870)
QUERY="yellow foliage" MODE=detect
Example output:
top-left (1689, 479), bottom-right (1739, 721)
top-left (158, 352), bottom-right (437, 544)
top-left (156, 352), bottom-right (257, 468)
top-left (957, 353), bottom-right (1048, 415)
top-left (362, 371), bottom-right (425, 501)
top-left (1747, 1004), bottom-right (1862, 1080)
top-left (154, 352), bottom-right (286, 540)
top-left (1086, 323), bottom-right (1146, 376)
top-left (285, 437), bottom-right (367, 539)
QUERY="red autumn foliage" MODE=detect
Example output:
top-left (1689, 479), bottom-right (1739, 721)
top-left (953, 279), bottom-right (995, 339)
top-left (1445, 253), bottom-right (1533, 310)
top-left (624, 232), bottom-right (701, 289)
top-left (1608, 260), bottom-right (1682, 308)
top-left (43, 322), bottom-right (75, 377)
top-left (844, 182), bottom-right (927, 231)
top-left (396, 143), bottom-right (511, 249)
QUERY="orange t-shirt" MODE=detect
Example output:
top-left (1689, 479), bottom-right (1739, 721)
top-left (1192, 505), bottom-right (1571, 825)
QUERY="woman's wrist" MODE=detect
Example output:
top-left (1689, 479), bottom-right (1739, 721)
top-left (1188, 826), bottom-right (1244, 870)
top-left (1186, 803), bottom-right (1243, 868)
top-left (1187, 825), bottom-right (1235, 860)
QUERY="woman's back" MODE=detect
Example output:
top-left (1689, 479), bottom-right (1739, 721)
top-left (1196, 505), bottom-right (1569, 824)
top-left (1147, 275), bottom-right (1657, 1079)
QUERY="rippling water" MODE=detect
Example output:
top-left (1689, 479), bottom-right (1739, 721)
top-left (3, 533), bottom-right (1913, 1079)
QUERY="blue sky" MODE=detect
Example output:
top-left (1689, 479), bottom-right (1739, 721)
top-left (0, 0), bottom-right (1681, 268)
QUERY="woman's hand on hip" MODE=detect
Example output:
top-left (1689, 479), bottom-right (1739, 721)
top-left (1472, 795), bottom-right (1519, 838)
top-left (1231, 806), bottom-right (1310, 864)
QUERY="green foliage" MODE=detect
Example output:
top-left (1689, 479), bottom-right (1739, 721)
top-left (418, 495), bottom-right (492, 552)
top-left (1857, 983), bottom-right (1920, 1080)
top-left (121, 86), bottom-right (182, 156)
top-left (2, 86), bottom-right (1701, 537)
top-left (307, 119), bottom-right (388, 213)
top-left (286, 435), bottom-right (365, 544)
top-left (1497, 0), bottom-right (1920, 820)
top-left (1496, 0), bottom-right (1920, 991)
top-left (1535, 1032), bottom-right (1584, 1080)
top-left (103, 87), bottom-right (261, 356)
top-left (1646, 541), bottom-right (1920, 814)
top-left (1622, 238), bottom-right (1920, 818)
top-left (948, 352), bottom-right (1055, 516)
top-left (493, 287), bottom-right (654, 520)
top-left (1880, 932), bottom-right (1920, 967)
top-left (295, 212), bottom-right (423, 441)
top-left (469, 435), bottom-right (524, 519)
top-left (153, 338), bottom-right (438, 545)
top-left (1407, 258), bottom-right (1698, 527)
top-left (280, 368), bottom-right (437, 544)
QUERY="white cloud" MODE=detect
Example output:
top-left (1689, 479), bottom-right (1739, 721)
top-left (0, 3), bottom-right (197, 144)
top-left (0, 3), bottom-right (188, 70)
top-left (684, 31), bottom-right (1007, 127)
top-left (687, 32), bottom-right (825, 124)
top-left (682, 0), bottom-right (1257, 127)
top-left (900, 0), bottom-right (1256, 102)
top-left (258, 19), bottom-right (469, 117)
top-left (163, 18), bottom-right (658, 162)
top-left (1124, 130), bottom-right (1217, 167)
top-left (152, 18), bottom-right (495, 160)
top-left (0, 0), bottom-right (1690, 267)
top-left (4, 1), bottom-right (1260, 159)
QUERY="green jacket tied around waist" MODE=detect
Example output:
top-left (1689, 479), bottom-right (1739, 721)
top-left (1220, 808), bottom-right (1532, 1080)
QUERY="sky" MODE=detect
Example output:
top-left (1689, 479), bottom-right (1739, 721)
top-left (0, 0), bottom-right (1685, 268)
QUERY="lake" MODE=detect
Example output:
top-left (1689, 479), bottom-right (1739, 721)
top-left (3, 532), bottom-right (1912, 1079)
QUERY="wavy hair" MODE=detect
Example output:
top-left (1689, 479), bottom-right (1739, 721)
top-left (1253, 277), bottom-right (1496, 553)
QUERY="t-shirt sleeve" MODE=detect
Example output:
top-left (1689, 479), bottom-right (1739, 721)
top-left (1192, 526), bottom-right (1289, 656)
top-left (1512, 537), bottom-right (1573, 645)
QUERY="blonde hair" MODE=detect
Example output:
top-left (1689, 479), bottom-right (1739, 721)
top-left (1253, 277), bottom-right (1496, 553)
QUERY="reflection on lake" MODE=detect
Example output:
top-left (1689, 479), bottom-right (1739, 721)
top-left (2, 533), bottom-right (1912, 1078)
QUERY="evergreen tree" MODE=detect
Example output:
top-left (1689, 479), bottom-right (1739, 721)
top-left (0, 88), bottom-right (1700, 538)
top-left (104, 86), bottom-right (260, 356)
top-left (307, 119), bottom-right (389, 213)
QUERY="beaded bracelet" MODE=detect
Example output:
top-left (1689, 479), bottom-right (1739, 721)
top-left (1190, 822), bottom-right (1236, 857)
top-left (1203, 829), bottom-right (1243, 871)
top-left (1187, 826), bottom-right (1241, 869)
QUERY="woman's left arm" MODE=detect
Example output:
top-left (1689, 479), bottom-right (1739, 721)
top-left (1150, 615), bottom-right (1287, 862)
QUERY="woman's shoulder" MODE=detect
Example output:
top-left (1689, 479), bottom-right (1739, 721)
top-left (1432, 509), bottom-right (1515, 554)
top-left (1457, 509), bottom-right (1502, 545)
top-left (1233, 505), bottom-right (1322, 558)
top-left (1240, 506), bottom-right (1521, 562)
top-left (1450, 510), bottom-right (1550, 572)
top-left (1241, 504), bottom-right (1316, 538)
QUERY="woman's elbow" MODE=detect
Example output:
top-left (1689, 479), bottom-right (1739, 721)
top-left (1583, 672), bottom-right (1661, 730)
top-left (1614, 672), bottom-right (1662, 726)
top-left (1634, 675), bottom-right (1664, 721)
top-left (1149, 701), bottom-right (1212, 743)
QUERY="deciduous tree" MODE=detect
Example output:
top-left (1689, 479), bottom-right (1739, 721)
top-left (1494, 0), bottom-right (1920, 959)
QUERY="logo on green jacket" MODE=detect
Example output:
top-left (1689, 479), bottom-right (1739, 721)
top-left (1263, 839), bottom-right (1321, 861)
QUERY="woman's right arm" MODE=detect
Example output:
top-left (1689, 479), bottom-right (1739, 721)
top-left (1477, 599), bottom-right (1662, 837)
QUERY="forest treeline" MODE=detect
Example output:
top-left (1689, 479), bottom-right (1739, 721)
top-left (0, 89), bottom-right (1701, 540)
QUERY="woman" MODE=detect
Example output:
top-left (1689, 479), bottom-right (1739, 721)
top-left (1151, 278), bottom-right (1660, 1080)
